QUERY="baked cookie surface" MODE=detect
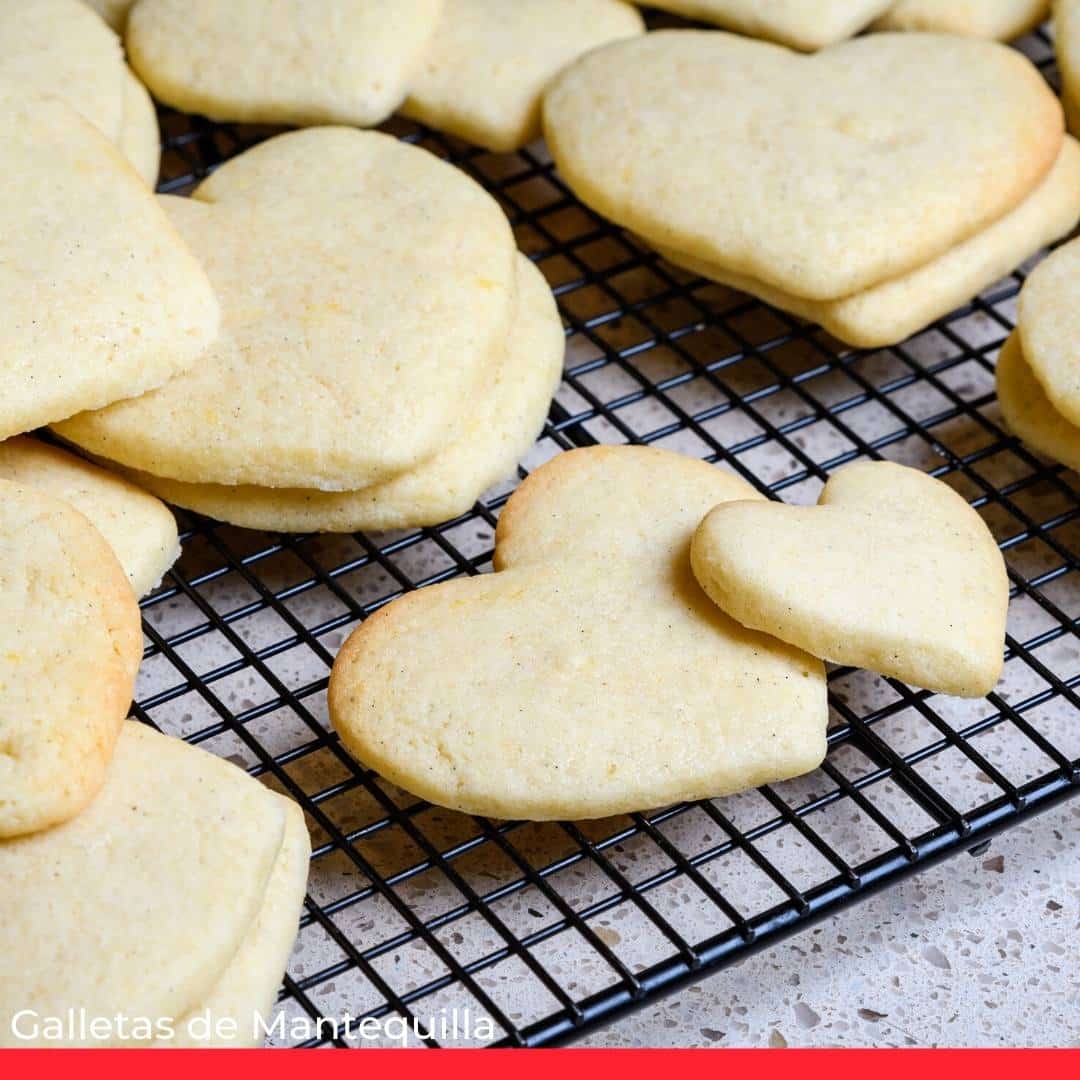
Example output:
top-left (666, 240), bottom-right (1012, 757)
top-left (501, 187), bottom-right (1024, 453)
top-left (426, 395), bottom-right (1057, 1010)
top-left (329, 447), bottom-right (828, 821)
top-left (691, 462), bottom-right (1009, 697)
top-left (402, 0), bottom-right (643, 151)
top-left (127, 0), bottom-right (442, 127)
top-left (56, 128), bottom-right (519, 492)
top-left (103, 256), bottom-right (563, 533)
top-left (0, 438), bottom-right (179, 597)
top-left (875, 0), bottom-right (1050, 38)
top-left (0, 723), bottom-right (289, 1046)
top-left (0, 481), bottom-right (142, 839)
top-left (0, 91), bottom-right (218, 441)
top-left (542, 31), bottom-right (1062, 301)
top-left (1, 0), bottom-right (159, 184)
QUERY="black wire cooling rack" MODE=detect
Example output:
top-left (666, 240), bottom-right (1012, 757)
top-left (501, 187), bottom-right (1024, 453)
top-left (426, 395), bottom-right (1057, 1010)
top-left (129, 17), bottom-right (1079, 1049)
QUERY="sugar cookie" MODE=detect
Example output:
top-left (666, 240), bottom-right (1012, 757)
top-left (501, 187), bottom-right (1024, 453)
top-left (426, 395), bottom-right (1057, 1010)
top-left (127, 0), bottom-right (442, 127)
top-left (402, 0), bottom-right (643, 152)
top-left (656, 136), bottom-right (1080, 347)
top-left (691, 462), bottom-right (1009, 697)
top-left (329, 447), bottom-right (827, 821)
top-left (875, 0), bottom-right (1049, 38)
top-left (1058, 1), bottom-right (1080, 134)
top-left (0, 438), bottom-right (178, 597)
top-left (0, 482), bottom-right (142, 838)
top-left (0, 723), bottom-right (289, 1046)
top-left (98, 256), bottom-right (562, 533)
top-left (543, 31), bottom-right (1062, 302)
top-left (56, 128), bottom-right (518, 492)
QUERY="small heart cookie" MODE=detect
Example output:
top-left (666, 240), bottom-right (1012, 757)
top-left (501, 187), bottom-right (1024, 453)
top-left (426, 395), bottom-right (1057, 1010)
top-left (402, 0), bottom-right (643, 152)
top-left (997, 332), bottom-right (1080, 473)
top-left (0, 438), bottom-right (179, 597)
top-left (127, 0), bottom-right (442, 127)
top-left (543, 31), bottom-right (1062, 301)
top-left (691, 462), bottom-right (1009, 697)
top-left (329, 446), bottom-right (827, 821)
top-left (875, 0), bottom-right (1050, 39)
top-left (0, 481), bottom-right (143, 837)
top-left (56, 128), bottom-right (520, 492)
top-left (1018, 235), bottom-right (1080, 427)
top-left (639, 1), bottom-right (893, 51)
top-left (2, 0), bottom-right (159, 185)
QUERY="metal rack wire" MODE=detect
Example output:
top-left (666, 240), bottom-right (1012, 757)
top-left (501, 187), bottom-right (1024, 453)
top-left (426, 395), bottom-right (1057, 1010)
top-left (131, 18), bottom-right (1078, 1048)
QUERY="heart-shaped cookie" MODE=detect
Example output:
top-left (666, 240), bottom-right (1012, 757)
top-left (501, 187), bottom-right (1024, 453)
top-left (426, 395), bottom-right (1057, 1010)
top-left (2, 0), bottom-right (158, 185)
top-left (543, 31), bottom-right (1062, 301)
top-left (96, 255), bottom-right (564, 533)
top-left (1018, 236), bottom-right (1080, 427)
top-left (997, 332), bottom-right (1080, 473)
top-left (127, 0), bottom-right (442, 127)
top-left (56, 127), bottom-right (520, 492)
top-left (0, 89), bottom-right (218, 441)
top-left (691, 462), bottom-right (1009, 697)
top-left (638, 1), bottom-right (893, 51)
top-left (0, 480), bottom-right (142, 837)
top-left (401, 0), bottom-right (643, 151)
top-left (0, 723), bottom-right (293, 1046)
top-left (329, 446), bottom-right (827, 821)
top-left (656, 136), bottom-right (1080, 348)
top-left (874, 0), bottom-right (1050, 39)
top-left (0, 437), bottom-right (179, 597)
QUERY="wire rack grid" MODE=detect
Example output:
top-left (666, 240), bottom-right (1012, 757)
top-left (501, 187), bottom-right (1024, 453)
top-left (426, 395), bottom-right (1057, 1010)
top-left (130, 19), bottom-right (1079, 1049)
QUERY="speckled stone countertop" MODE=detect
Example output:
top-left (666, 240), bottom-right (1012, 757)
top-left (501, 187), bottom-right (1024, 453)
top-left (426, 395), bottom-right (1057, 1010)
top-left (585, 798), bottom-right (1079, 1048)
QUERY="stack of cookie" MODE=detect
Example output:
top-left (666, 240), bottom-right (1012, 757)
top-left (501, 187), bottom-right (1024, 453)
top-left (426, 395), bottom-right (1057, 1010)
top-left (53, 126), bottom-right (565, 534)
top-left (116, 0), bottom-right (645, 152)
top-left (542, 30), bottom-right (1080, 348)
top-left (997, 236), bottom-right (1080, 472)
top-left (638, 0), bottom-right (1049, 49)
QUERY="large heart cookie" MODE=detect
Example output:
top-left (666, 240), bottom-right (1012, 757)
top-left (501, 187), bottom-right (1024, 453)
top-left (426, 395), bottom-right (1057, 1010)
top-left (1018, 236), bottom-right (1080, 427)
top-left (99, 255), bottom-right (563, 533)
top-left (0, 723), bottom-right (295, 1046)
top-left (691, 462), bottom-right (1009, 698)
top-left (0, 481), bottom-right (143, 837)
top-left (1060, 0), bottom-right (1080, 132)
top-left (0, 438), bottom-right (178, 597)
top-left (875, 0), bottom-right (1050, 38)
top-left (638, 1), bottom-right (893, 50)
top-left (56, 128), bottom-right (519, 492)
top-left (656, 136), bottom-right (1080, 347)
top-left (2, 0), bottom-right (158, 185)
top-left (543, 31), bottom-right (1062, 301)
top-left (402, 0), bottom-right (643, 152)
top-left (329, 446), bottom-right (827, 821)
top-left (0, 90), bottom-right (218, 441)
top-left (127, 0), bottom-right (442, 127)
top-left (997, 332), bottom-right (1080, 473)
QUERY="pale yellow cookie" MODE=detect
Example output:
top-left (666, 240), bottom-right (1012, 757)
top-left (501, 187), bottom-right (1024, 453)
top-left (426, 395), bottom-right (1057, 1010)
top-left (1018, 235), bottom-right (1080, 427)
top-left (543, 31), bottom-right (1062, 301)
top-left (1058, 0), bottom-right (1080, 134)
top-left (0, 481), bottom-right (143, 838)
top-left (402, 0), bottom-right (643, 152)
top-left (0, 91), bottom-right (218, 441)
top-left (329, 447), bottom-right (827, 821)
top-left (691, 462), bottom-right (1009, 697)
top-left (656, 136), bottom-right (1080, 348)
top-left (127, 0), bottom-right (442, 127)
top-left (639, 1), bottom-right (893, 50)
top-left (56, 128), bottom-right (518, 492)
top-left (99, 256), bottom-right (562, 533)
top-left (875, 0), bottom-right (1050, 38)
top-left (165, 798), bottom-right (310, 1047)
top-left (997, 332), bottom-right (1080, 473)
top-left (0, 723), bottom-right (289, 1047)
top-left (1, 0), bottom-right (158, 184)
top-left (0, 438), bottom-right (178, 597)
